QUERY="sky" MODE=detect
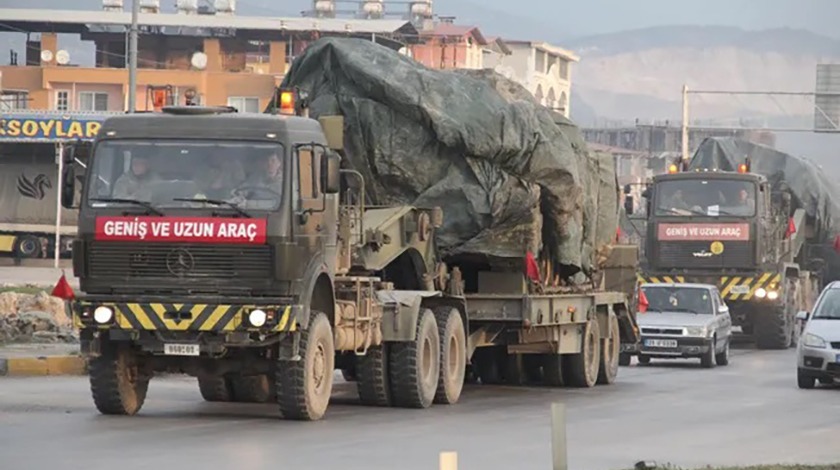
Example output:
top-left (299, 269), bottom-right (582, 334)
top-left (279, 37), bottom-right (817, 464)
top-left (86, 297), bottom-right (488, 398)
top-left (1, 0), bottom-right (839, 41)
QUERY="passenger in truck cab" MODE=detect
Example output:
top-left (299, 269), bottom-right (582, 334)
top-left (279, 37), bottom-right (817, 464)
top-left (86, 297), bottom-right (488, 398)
top-left (236, 150), bottom-right (284, 197)
top-left (112, 153), bottom-right (161, 200)
top-left (737, 188), bottom-right (755, 213)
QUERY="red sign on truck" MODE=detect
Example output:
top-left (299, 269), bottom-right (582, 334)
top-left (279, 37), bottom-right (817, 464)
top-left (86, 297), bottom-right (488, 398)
top-left (657, 223), bottom-right (749, 241)
top-left (94, 216), bottom-right (267, 244)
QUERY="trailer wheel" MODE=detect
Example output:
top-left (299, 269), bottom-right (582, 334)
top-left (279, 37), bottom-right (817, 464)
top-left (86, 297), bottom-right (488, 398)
top-left (542, 354), bottom-right (564, 387)
top-left (89, 342), bottom-right (150, 416)
top-left (433, 307), bottom-right (466, 405)
top-left (597, 314), bottom-right (620, 385)
top-left (198, 375), bottom-right (234, 402)
top-left (231, 375), bottom-right (275, 403)
top-left (14, 235), bottom-right (42, 259)
top-left (564, 318), bottom-right (601, 388)
top-left (389, 308), bottom-right (440, 409)
top-left (276, 311), bottom-right (334, 421)
top-left (357, 343), bottom-right (392, 407)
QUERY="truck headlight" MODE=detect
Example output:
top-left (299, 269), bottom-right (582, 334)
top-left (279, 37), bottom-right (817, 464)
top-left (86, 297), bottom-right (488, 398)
top-left (804, 333), bottom-right (827, 348)
top-left (93, 306), bottom-right (113, 324)
top-left (686, 326), bottom-right (707, 336)
top-left (248, 309), bottom-right (267, 327)
top-left (755, 288), bottom-right (767, 298)
top-left (767, 290), bottom-right (779, 300)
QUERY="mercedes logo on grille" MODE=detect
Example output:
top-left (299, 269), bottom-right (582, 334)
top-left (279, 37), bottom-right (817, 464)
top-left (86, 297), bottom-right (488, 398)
top-left (166, 248), bottom-right (195, 276)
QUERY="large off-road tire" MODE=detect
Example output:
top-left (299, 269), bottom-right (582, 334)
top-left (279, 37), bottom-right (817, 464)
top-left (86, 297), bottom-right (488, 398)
top-left (433, 307), bottom-right (466, 405)
top-left (89, 343), bottom-right (150, 416)
top-left (542, 354), bottom-right (564, 387)
top-left (389, 308), bottom-right (440, 409)
top-left (357, 344), bottom-right (392, 407)
top-left (754, 306), bottom-right (792, 350)
top-left (276, 311), bottom-right (335, 421)
top-left (701, 337), bottom-right (717, 368)
top-left (198, 375), bottom-right (234, 402)
top-left (231, 375), bottom-right (275, 403)
top-left (597, 314), bottom-right (620, 385)
top-left (715, 338), bottom-right (730, 366)
top-left (564, 318), bottom-right (601, 388)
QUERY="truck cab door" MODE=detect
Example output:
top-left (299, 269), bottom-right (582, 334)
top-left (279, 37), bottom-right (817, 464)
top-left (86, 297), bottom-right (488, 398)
top-left (293, 144), bottom-right (337, 260)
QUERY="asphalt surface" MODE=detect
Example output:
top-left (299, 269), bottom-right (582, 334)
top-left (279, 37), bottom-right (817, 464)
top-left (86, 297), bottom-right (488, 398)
top-left (1, 348), bottom-right (838, 470)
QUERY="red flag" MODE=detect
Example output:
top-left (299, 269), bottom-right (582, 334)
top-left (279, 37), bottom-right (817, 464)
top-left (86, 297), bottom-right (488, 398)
top-left (51, 273), bottom-right (75, 300)
top-left (524, 252), bottom-right (541, 283)
top-left (616, 227), bottom-right (621, 242)
top-left (785, 217), bottom-right (796, 239)
top-left (638, 288), bottom-right (649, 313)
top-left (834, 235), bottom-right (840, 253)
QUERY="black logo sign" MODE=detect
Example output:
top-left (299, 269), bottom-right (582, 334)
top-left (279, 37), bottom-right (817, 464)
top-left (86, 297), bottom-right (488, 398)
top-left (17, 173), bottom-right (52, 200)
top-left (165, 248), bottom-right (195, 276)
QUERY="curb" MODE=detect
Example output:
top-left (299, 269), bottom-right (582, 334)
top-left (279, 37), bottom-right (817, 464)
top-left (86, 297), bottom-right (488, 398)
top-left (0, 355), bottom-right (88, 377)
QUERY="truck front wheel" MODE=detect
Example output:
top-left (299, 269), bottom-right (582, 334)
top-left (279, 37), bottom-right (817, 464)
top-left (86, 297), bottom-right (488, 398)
top-left (89, 343), bottom-right (150, 415)
top-left (389, 308), bottom-right (440, 409)
top-left (276, 311), bottom-right (334, 421)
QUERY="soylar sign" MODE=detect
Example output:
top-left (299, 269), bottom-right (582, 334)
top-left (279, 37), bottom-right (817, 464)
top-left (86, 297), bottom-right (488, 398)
top-left (0, 113), bottom-right (109, 142)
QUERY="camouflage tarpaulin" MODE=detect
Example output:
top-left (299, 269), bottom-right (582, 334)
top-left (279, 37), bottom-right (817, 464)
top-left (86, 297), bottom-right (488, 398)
top-left (276, 37), bottom-right (619, 280)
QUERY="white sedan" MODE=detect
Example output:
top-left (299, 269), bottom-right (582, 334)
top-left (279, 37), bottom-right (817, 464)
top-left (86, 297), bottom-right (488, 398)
top-left (796, 280), bottom-right (840, 388)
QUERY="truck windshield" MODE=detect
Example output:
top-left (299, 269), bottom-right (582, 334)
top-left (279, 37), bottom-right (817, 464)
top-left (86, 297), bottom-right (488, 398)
top-left (654, 179), bottom-right (756, 217)
top-left (85, 139), bottom-right (285, 210)
top-left (641, 285), bottom-right (714, 314)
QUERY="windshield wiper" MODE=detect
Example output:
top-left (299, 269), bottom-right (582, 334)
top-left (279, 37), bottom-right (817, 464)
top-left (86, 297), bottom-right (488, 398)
top-left (173, 198), bottom-right (252, 218)
top-left (668, 307), bottom-right (701, 314)
top-left (89, 198), bottom-right (164, 216)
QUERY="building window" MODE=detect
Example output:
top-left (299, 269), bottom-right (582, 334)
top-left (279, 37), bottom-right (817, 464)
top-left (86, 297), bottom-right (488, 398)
top-left (56, 90), bottom-right (70, 111)
top-left (535, 50), bottom-right (546, 73)
top-left (78, 92), bottom-right (109, 111)
top-left (227, 96), bottom-right (260, 113)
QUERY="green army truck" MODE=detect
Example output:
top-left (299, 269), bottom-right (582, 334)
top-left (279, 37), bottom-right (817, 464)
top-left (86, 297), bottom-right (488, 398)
top-left (60, 93), bottom-right (639, 421)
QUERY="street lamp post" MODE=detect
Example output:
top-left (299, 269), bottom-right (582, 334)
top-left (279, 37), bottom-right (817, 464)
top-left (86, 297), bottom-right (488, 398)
top-left (128, 0), bottom-right (140, 113)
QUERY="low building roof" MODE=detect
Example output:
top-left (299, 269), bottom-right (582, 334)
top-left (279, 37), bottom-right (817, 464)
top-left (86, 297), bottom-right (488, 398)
top-left (503, 39), bottom-right (580, 62)
top-left (420, 23), bottom-right (488, 45)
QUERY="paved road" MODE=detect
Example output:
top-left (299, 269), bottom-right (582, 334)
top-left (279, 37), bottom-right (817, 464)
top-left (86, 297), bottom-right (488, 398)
top-left (0, 266), bottom-right (78, 288)
top-left (1, 348), bottom-right (838, 470)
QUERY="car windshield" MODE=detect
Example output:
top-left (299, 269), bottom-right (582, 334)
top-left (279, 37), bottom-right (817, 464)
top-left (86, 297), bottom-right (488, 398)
top-left (654, 178), bottom-right (756, 217)
top-left (86, 139), bottom-right (285, 210)
top-left (641, 286), bottom-right (714, 314)
top-left (811, 288), bottom-right (840, 319)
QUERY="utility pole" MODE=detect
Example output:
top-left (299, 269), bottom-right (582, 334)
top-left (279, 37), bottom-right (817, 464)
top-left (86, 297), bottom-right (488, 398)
top-left (128, 0), bottom-right (140, 113)
top-left (681, 83), bottom-right (689, 163)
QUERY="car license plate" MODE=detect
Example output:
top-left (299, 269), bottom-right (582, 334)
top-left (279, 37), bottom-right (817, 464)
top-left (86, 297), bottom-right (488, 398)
top-left (731, 285), bottom-right (750, 295)
top-left (164, 343), bottom-right (200, 356)
top-left (645, 339), bottom-right (678, 348)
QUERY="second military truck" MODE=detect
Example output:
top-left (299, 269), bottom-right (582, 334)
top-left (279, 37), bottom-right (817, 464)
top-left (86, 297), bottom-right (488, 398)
top-left (61, 93), bottom-right (638, 421)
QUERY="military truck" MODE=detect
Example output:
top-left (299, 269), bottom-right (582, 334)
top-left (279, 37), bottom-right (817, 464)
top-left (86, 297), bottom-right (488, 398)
top-left (628, 157), bottom-right (816, 350)
top-left (60, 93), bottom-right (638, 421)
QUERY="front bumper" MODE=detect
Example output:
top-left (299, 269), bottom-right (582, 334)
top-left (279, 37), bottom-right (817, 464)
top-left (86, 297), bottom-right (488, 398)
top-left (70, 295), bottom-right (301, 335)
top-left (621, 335), bottom-right (713, 358)
top-left (798, 344), bottom-right (840, 380)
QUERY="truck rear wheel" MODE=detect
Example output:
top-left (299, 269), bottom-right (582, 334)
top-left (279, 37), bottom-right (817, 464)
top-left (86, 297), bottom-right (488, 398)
top-left (389, 308), bottom-right (440, 409)
top-left (433, 307), bottom-right (466, 405)
top-left (89, 343), bottom-right (149, 416)
top-left (276, 311), bottom-right (334, 421)
top-left (198, 375), bottom-right (234, 402)
top-left (231, 375), bottom-right (275, 403)
top-left (597, 314), bottom-right (620, 385)
top-left (564, 318), bottom-right (601, 388)
top-left (357, 344), bottom-right (392, 407)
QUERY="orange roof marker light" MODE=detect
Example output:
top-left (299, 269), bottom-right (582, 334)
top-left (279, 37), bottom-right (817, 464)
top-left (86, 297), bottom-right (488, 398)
top-left (738, 156), bottom-right (751, 173)
top-left (277, 89), bottom-right (296, 115)
top-left (667, 164), bottom-right (678, 174)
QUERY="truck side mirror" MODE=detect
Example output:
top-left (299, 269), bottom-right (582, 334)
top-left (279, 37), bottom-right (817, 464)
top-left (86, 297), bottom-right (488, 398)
top-left (61, 165), bottom-right (76, 209)
top-left (321, 151), bottom-right (341, 194)
top-left (641, 187), bottom-right (651, 199)
top-left (624, 195), bottom-right (634, 215)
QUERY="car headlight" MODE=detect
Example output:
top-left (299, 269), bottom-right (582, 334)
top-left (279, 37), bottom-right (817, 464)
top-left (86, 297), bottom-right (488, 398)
top-left (248, 309), bottom-right (267, 327)
top-left (686, 326), bottom-right (707, 336)
top-left (767, 290), bottom-right (779, 300)
top-left (755, 288), bottom-right (767, 298)
top-left (93, 306), bottom-right (114, 324)
top-left (803, 333), bottom-right (827, 348)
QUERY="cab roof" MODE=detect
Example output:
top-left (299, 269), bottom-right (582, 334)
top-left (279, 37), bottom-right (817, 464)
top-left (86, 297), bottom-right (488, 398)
top-left (653, 171), bottom-right (765, 184)
top-left (96, 108), bottom-right (327, 145)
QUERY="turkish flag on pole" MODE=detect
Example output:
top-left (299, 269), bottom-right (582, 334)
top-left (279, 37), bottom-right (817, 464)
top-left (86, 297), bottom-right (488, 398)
top-left (833, 235), bottom-right (840, 253)
top-left (51, 272), bottom-right (75, 300)
top-left (785, 217), bottom-right (796, 239)
top-left (637, 288), bottom-right (649, 313)
top-left (525, 252), bottom-right (542, 283)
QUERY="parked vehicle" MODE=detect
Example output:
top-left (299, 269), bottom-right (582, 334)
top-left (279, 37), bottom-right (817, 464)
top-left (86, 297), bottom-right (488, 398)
top-left (795, 280), bottom-right (840, 388)
top-left (620, 282), bottom-right (732, 368)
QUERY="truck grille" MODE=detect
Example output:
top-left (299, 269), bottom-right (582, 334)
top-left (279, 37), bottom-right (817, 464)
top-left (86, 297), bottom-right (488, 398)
top-left (88, 241), bottom-right (272, 279)
top-left (655, 241), bottom-right (754, 269)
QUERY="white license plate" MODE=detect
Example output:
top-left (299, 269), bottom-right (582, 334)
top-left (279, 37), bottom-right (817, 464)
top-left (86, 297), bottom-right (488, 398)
top-left (164, 343), bottom-right (200, 356)
top-left (731, 285), bottom-right (750, 294)
top-left (645, 339), bottom-right (678, 348)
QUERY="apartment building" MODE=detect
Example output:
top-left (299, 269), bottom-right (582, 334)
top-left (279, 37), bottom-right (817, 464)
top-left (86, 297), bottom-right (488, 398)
top-left (0, 5), bottom-right (418, 113)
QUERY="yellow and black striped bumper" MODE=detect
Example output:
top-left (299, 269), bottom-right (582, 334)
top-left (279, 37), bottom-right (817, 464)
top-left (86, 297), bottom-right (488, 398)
top-left (637, 273), bottom-right (783, 301)
top-left (71, 301), bottom-right (298, 333)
